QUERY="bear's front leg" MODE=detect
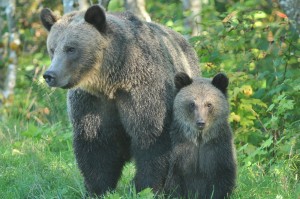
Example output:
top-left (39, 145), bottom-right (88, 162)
top-left (68, 89), bottom-right (131, 196)
top-left (198, 139), bottom-right (236, 199)
top-left (116, 87), bottom-right (173, 193)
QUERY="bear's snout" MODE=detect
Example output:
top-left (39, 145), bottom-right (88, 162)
top-left (43, 71), bottom-right (56, 86)
top-left (196, 119), bottom-right (205, 130)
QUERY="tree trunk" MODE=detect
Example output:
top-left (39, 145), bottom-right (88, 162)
top-left (124, 0), bottom-right (151, 22)
top-left (63, 0), bottom-right (78, 13)
top-left (63, 0), bottom-right (82, 14)
top-left (1, 0), bottom-right (19, 100)
top-left (98, 0), bottom-right (111, 10)
top-left (279, 0), bottom-right (300, 36)
top-left (78, 0), bottom-right (89, 10)
top-left (63, 0), bottom-right (111, 12)
top-left (182, 0), bottom-right (202, 36)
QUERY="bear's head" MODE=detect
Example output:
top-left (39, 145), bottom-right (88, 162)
top-left (173, 72), bottom-right (229, 143)
top-left (40, 5), bottom-right (108, 89)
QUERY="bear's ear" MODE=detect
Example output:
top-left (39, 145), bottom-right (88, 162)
top-left (174, 72), bottom-right (193, 90)
top-left (212, 73), bottom-right (229, 96)
top-left (84, 5), bottom-right (106, 32)
top-left (40, 8), bottom-right (59, 31)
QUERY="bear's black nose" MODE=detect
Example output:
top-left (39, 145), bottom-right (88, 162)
top-left (196, 120), bottom-right (205, 130)
top-left (43, 71), bottom-right (56, 86)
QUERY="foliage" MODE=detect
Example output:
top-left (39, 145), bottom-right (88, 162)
top-left (0, 0), bottom-right (299, 198)
top-left (191, 0), bottom-right (300, 166)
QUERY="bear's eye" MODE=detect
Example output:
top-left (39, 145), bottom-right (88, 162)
top-left (50, 48), bottom-right (54, 54)
top-left (189, 102), bottom-right (196, 110)
top-left (206, 103), bottom-right (213, 109)
top-left (65, 46), bottom-right (76, 53)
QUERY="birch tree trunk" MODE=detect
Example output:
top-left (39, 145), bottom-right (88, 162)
top-left (63, 0), bottom-right (78, 13)
top-left (78, 0), bottom-right (89, 10)
top-left (98, 0), bottom-right (111, 10)
top-left (182, 0), bottom-right (202, 36)
top-left (124, 0), bottom-right (151, 22)
top-left (63, 0), bottom-right (111, 12)
top-left (279, 0), bottom-right (300, 36)
top-left (0, 0), bottom-right (19, 100)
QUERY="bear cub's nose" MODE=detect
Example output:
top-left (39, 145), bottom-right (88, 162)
top-left (196, 120), bottom-right (205, 130)
top-left (43, 71), bottom-right (56, 86)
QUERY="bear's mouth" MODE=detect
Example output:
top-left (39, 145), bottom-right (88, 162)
top-left (196, 122), bottom-right (206, 131)
top-left (61, 82), bottom-right (75, 89)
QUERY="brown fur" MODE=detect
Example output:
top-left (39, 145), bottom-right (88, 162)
top-left (165, 73), bottom-right (237, 199)
top-left (41, 5), bottom-right (200, 196)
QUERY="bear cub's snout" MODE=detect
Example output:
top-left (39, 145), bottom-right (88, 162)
top-left (196, 119), bottom-right (205, 130)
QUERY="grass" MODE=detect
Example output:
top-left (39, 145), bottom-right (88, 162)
top-left (0, 120), bottom-right (299, 198)
top-left (232, 159), bottom-right (300, 199)
top-left (0, 124), bottom-right (84, 198)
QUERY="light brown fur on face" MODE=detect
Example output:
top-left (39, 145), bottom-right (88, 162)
top-left (165, 73), bottom-right (236, 199)
top-left (173, 77), bottom-right (229, 144)
top-left (45, 11), bottom-right (108, 90)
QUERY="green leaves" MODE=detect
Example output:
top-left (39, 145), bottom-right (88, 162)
top-left (195, 0), bottom-right (300, 166)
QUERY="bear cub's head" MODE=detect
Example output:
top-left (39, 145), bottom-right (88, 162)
top-left (173, 72), bottom-right (229, 144)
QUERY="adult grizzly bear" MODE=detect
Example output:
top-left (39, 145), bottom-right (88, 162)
top-left (40, 5), bottom-right (199, 196)
top-left (164, 73), bottom-right (236, 199)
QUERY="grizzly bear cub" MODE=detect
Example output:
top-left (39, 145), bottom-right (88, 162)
top-left (165, 73), bottom-right (237, 199)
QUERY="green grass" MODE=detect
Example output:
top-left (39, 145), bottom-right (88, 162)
top-left (0, 121), bottom-right (299, 198)
top-left (232, 160), bottom-right (300, 199)
top-left (0, 124), bottom-right (84, 198)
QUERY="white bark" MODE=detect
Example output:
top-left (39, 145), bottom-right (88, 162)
top-left (0, 0), bottom-right (9, 63)
top-left (63, 0), bottom-right (109, 12)
top-left (0, 0), bottom-right (8, 7)
top-left (78, 0), bottom-right (89, 10)
top-left (182, 0), bottom-right (202, 36)
top-left (124, 0), bottom-right (151, 22)
top-left (63, 0), bottom-right (78, 13)
top-left (1, 0), bottom-right (18, 99)
top-left (279, 0), bottom-right (300, 36)
top-left (98, 0), bottom-right (111, 10)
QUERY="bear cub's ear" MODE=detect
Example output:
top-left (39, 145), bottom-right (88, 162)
top-left (212, 73), bottom-right (229, 96)
top-left (85, 5), bottom-right (106, 33)
top-left (174, 72), bottom-right (193, 90)
top-left (40, 8), bottom-right (59, 31)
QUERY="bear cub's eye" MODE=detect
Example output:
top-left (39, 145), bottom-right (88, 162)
top-left (50, 48), bottom-right (54, 54)
top-left (65, 46), bottom-right (76, 53)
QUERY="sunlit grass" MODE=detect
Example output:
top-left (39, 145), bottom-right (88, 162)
top-left (232, 159), bottom-right (300, 199)
top-left (0, 126), bottom-right (84, 198)
top-left (0, 121), bottom-right (299, 198)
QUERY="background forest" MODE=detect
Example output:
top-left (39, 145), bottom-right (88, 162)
top-left (0, 0), bottom-right (299, 198)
